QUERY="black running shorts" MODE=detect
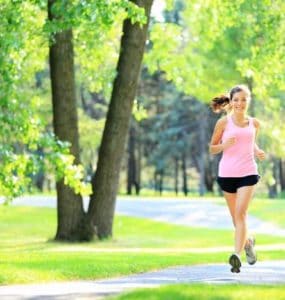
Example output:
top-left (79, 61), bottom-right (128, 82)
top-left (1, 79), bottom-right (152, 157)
top-left (217, 175), bottom-right (260, 193)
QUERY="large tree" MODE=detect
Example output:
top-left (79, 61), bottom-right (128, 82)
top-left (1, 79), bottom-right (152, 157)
top-left (48, 0), bottom-right (91, 240)
top-left (87, 0), bottom-right (154, 239)
top-left (48, 0), bottom-right (153, 240)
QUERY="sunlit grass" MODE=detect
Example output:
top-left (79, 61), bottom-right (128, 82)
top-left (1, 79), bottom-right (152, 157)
top-left (0, 205), bottom-right (284, 284)
top-left (108, 284), bottom-right (285, 300)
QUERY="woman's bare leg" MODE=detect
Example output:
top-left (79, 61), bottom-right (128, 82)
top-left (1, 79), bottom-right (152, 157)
top-left (234, 185), bottom-right (256, 255)
top-left (224, 192), bottom-right (237, 227)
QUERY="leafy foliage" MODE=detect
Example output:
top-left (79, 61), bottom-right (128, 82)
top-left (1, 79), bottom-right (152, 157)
top-left (1, 0), bottom-right (285, 199)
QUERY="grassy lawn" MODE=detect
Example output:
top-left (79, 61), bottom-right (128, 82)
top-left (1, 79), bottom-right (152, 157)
top-left (108, 284), bottom-right (285, 300)
top-left (0, 205), bottom-right (284, 285)
top-left (249, 199), bottom-right (285, 228)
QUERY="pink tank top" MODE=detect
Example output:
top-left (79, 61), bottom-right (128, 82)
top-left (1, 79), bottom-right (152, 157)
top-left (218, 115), bottom-right (258, 177)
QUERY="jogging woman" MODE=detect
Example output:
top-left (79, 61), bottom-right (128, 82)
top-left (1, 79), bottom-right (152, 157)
top-left (209, 84), bottom-right (266, 273)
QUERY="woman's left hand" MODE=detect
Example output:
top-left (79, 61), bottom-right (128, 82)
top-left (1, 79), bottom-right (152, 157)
top-left (255, 149), bottom-right (266, 161)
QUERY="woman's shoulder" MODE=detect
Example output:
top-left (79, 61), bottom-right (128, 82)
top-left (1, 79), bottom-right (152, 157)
top-left (216, 115), bottom-right (228, 128)
top-left (251, 117), bottom-right (261, 128)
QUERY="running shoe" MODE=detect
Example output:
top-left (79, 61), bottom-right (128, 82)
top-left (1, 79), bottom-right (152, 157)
top-left (244, 237), bottom-right (257, 265)
top-left (229, 253), bottom-right (242, 273)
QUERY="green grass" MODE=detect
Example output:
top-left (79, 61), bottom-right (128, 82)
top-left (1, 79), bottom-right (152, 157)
top-left (109, 284), bottom-right (285, 300)
top-left (249, 199), bottom-right (285, 228)
top-left (1, 251), bottom-right (231, 284)
top-left (0, 205), bottom-right (284, 284)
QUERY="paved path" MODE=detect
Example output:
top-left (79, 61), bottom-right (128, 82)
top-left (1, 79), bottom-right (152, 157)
top-left (116, 198), bottom-right (285, 237)
top-left (0, 260), bottom-right (285, 299)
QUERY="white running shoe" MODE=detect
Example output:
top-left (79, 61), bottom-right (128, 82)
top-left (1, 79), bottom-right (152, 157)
top-left (244, 237), bottom-right (257, 265)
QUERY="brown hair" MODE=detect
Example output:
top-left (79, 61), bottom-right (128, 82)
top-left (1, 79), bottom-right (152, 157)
top-left (210, 95), bottom-right (230, 113)
top-left (211, 85), bottom-right (251, 113)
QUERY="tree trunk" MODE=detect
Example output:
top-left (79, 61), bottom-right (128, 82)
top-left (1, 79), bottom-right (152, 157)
top-left (174, 157), bottom-right (179, 195)
top-left (136, 128), bottom-right (142, 195)
top-left (159, 169), bottom-right (164, 195)
top-left (127, 123), bottom-right (136, 195)
top-left (48, 0), bottom-right (92, 241)
top-left (34, 171), bottom-right (45, 192)
top-left (279, 158), bottom-right (285, 192)
top-left (80, 85), bottom-right (88, 112)
top-left (88, 0), bottom-right (153, 239)
top-left (154, 169), bottom-right (159, 192)
top-left (204, 158), bottom-right (214, 192)
top-left (33, 148), bottom-right (45, 191)
top-left (181, 152), bottom-right (188, 196)
top-left (198, 111), bottom-right (207, 196)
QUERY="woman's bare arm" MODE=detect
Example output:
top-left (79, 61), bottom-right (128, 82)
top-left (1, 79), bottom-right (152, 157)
top-left (209, 117), bottom-right (236, 155)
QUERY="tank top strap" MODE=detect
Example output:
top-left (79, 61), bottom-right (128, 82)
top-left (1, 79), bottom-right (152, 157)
top-left (248, 116), bottom-right (254, 127)
top-left (226, 114), bottom-right (234, 127)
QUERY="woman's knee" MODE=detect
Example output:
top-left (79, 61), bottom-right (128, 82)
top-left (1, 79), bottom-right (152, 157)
top-left (234, 210), bottom-right (247, 223)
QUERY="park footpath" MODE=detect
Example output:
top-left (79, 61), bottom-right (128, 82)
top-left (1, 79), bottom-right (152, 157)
top-left (0, 196), bottom-right (285, 299)
top-left (1, 260), bottom-right (285, 300)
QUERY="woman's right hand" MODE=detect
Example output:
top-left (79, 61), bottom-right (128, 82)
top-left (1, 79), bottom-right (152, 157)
top-left (222, 137), bottom-right (236, 150)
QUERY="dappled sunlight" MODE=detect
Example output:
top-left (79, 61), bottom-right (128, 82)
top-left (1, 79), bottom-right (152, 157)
top-left (0, 264), bottom-right (70, 285)
top-left (1, 240), bottom-right (48, 252)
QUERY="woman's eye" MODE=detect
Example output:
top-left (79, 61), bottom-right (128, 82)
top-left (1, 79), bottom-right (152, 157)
top-left (234, 98), bottom-right (246, 102)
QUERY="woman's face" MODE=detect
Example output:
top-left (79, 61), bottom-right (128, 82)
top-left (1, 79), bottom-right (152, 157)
top-left (231, 90), bottom-right (250, 114)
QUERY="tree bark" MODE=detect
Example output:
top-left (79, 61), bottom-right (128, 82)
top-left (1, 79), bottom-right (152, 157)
top-left (88, 0), bottom-right (153, 239)
top-left (159, 169), bottom-right (164, 195)
top-left (198, 111), bottom-right (207, 196)
top-left (127, 123), bottom-right (136, 195)
top-left (181, 152), bottom-right (188, 196)
top-left (279, 158), bottom-right (285, 192)
top-left (174, 157), bottom-right (179, 195)
top-left (136, 127), bottom-right (142, 195)
top-left (48, 0), bottom-right (92, 241)
top-left (204, 158), bottom-right (215, 192)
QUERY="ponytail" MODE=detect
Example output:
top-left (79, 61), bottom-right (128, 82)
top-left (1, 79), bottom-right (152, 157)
top-left (210, 95), bottom-right (230, 113)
